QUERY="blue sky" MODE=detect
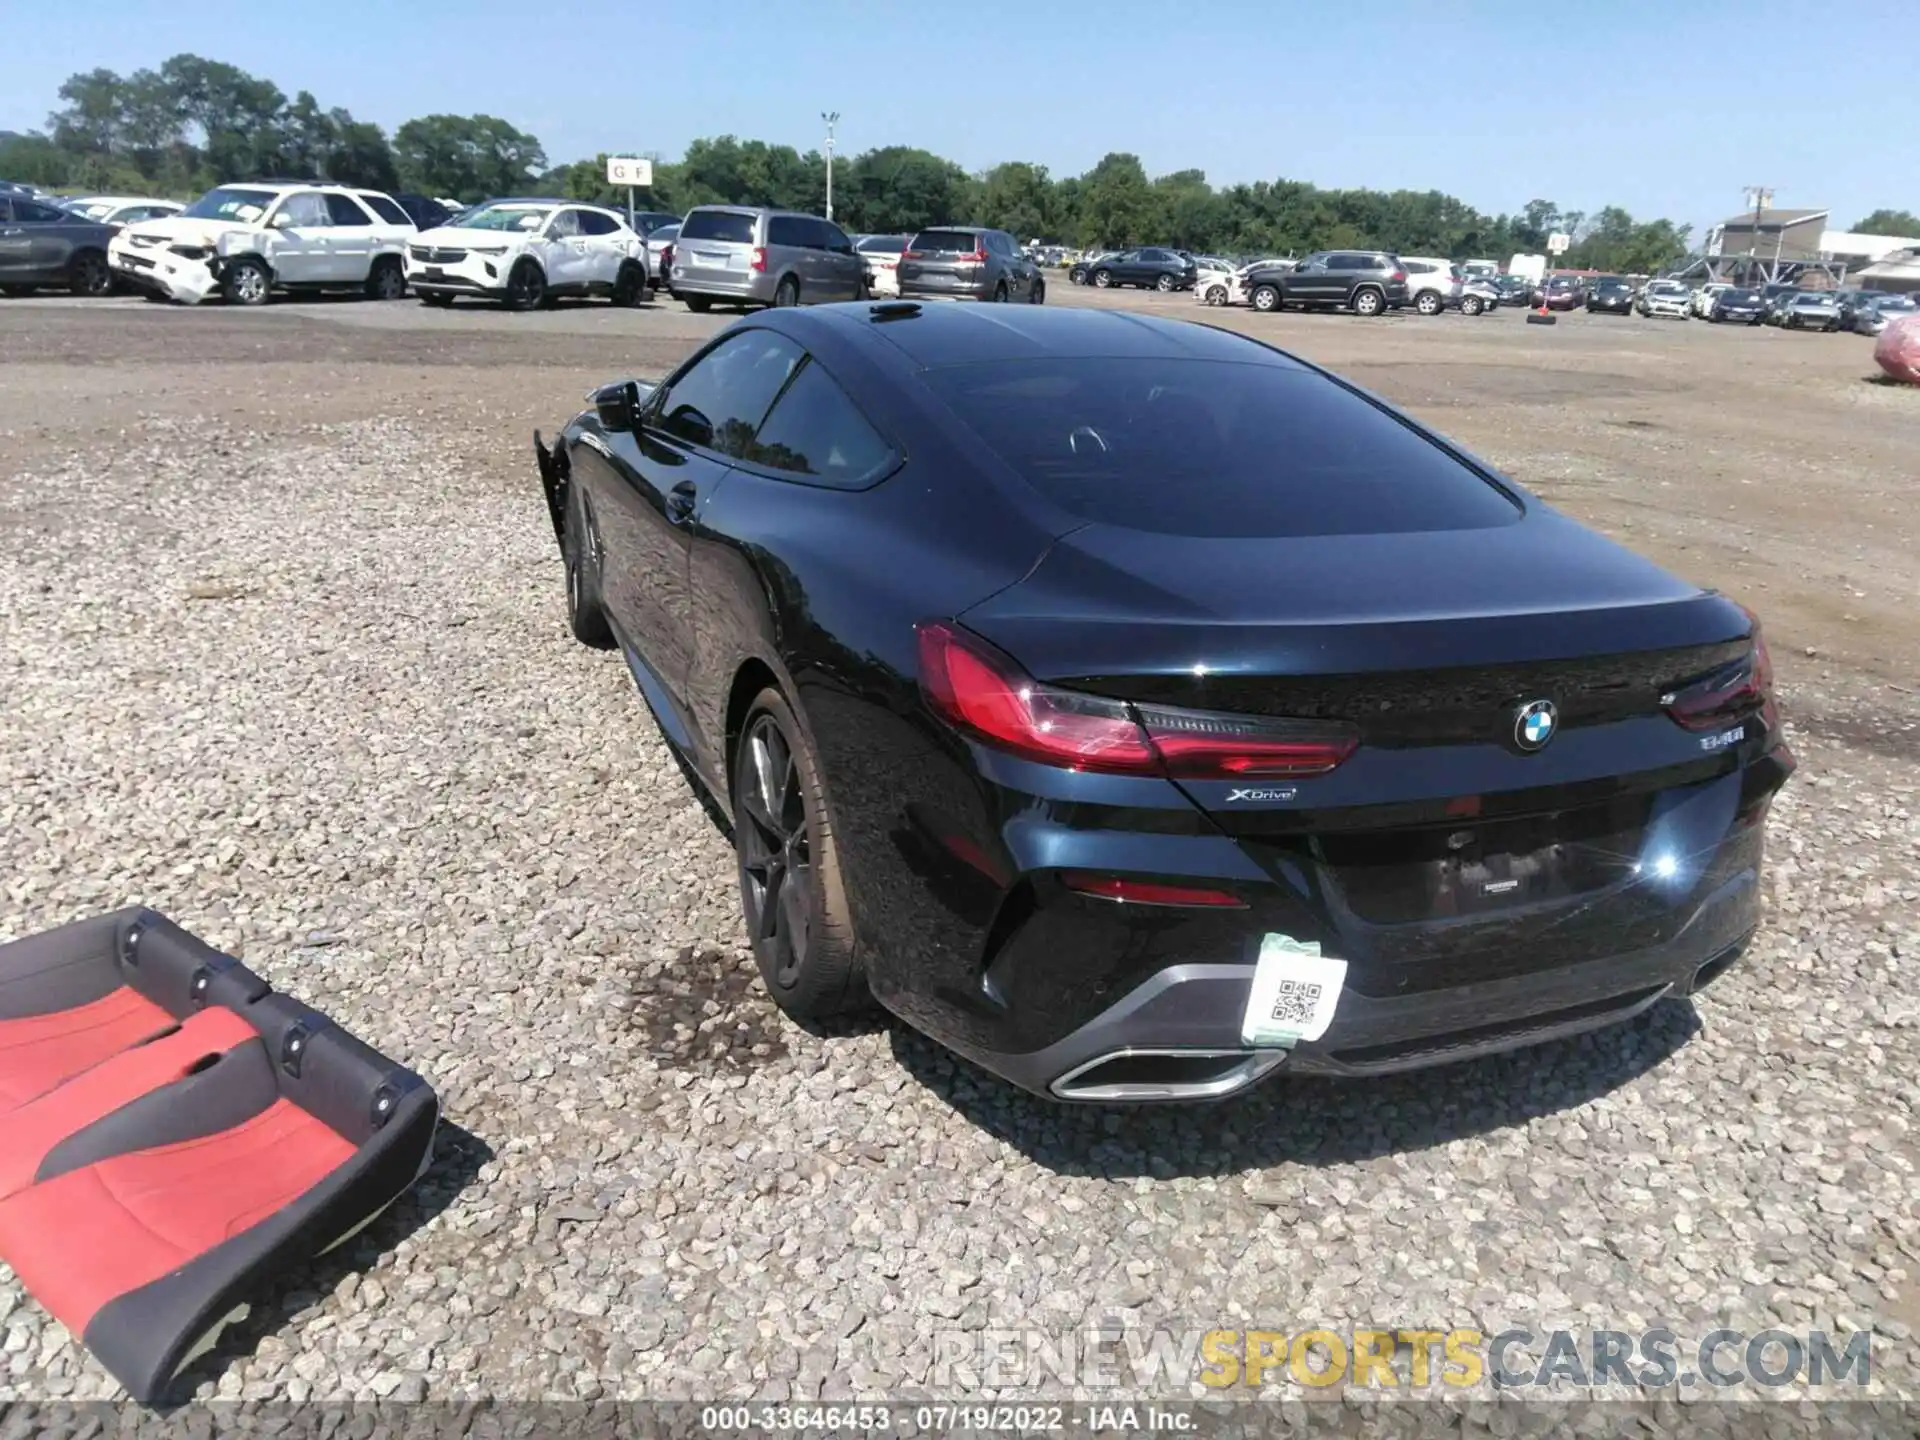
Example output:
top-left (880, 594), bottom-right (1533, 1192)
top-left (5, 0), bottom-right (1914, 238)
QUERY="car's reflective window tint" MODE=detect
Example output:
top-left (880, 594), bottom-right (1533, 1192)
top-left (768, 215), bottom-right (808, 248)
top-left (918, 358), bottom-right (1523, 538)
top-left (680, 210), bottom-right (757, 243)
top-left (360, 194), bottom-right (410, 225)
top-left (910, 230), bottom-right (981, 253)
top-left (324, 193), bottom-right (372, 226)
top-left (650, 330), bottom-right (805, 456)
top-left (741, 362), bottom-right (893, 488)
top-left (576, 209), bottom-right (622, 236)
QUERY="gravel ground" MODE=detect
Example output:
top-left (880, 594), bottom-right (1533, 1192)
top-left (0, 294), bottom-right (1916, 1423)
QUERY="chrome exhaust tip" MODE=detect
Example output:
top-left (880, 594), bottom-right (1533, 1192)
top-left (1049, 1048), bottom-right (1287, 1103)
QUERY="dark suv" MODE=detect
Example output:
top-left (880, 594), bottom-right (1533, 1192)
top-left (1081, 247), bottom-right (1197, 292)
top-left (1243, 251), bottom-right (1410, 315)
top-left (897, 227), bottom-right (1044, 303)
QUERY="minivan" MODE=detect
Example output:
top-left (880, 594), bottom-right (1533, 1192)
top-left (669, 206), bottom-right (866, 310)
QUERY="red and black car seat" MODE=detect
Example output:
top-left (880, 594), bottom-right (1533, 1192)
top-left (0, 907), bottom-right (438, 1402)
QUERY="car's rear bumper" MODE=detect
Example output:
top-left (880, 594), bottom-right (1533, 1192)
top-left (670, 268), bottom-right (778, 303)
top-left (898, 751), bottom-right (1791, 1102)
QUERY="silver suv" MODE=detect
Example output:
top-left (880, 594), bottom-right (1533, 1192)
top-left (669, 206), bottom-right (866, 311)
top-left (896, 227), bottom-right (1044, 302)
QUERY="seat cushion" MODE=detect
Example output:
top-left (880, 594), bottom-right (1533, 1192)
top-left (0, 1007), bottom-right (262, 1202)
top-left (0, 1099), bottom-right (359, 1337)
top-left (0, 987), bottom-right (174, 1114)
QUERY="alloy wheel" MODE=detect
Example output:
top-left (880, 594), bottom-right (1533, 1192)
top-left (736, 714), bottom-right (813, 988)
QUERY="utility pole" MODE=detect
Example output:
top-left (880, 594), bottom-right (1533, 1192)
top-left (1742, 185), bottom-right (1772, 285)
top-left (821, 111), bottom-right (839, 223)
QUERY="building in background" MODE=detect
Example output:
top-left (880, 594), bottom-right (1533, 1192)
top-left (1706, 208), bottom-right (1832, 263)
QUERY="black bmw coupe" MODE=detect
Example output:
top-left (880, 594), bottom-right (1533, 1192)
top-left (534, 302), bottom-right (1791, 1102)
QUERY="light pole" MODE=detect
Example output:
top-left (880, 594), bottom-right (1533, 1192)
top-left (821, 111), bottom-right (839, 222)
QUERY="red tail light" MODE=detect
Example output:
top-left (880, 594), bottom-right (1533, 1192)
top-left (1665, 625), bottom-right (1775, 732)
top-left (966, 246), bottom-right (989, 264)
top-left (749, 246), bottom-right (767, 273)
top-left (1060, 873), bottom-right (1248, 908)
top-left (661, 243), bottom-right (674, 271)
top-left (915, 621), bottom-right (1358, 779)
top-left (901, 249), bottom-right (923, 261)
top-left (1391, 269), bottom-right (1407, 282)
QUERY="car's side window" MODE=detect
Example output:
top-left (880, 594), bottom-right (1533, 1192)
top-left (648, 330), bottom-right (807, 456)
top-left (18, 200), bottom-right (67, 222)
top-left (577, 210), bottom-right (621, 237)
top-left (547, 209), bottom-right (582, 239)
top-left (324, 193), bottom-right (373, 226)
top-left (360, 194), bottom-right (410, 226)
top-left (819, 221), bottom-right (854, 254)
top-left (740, 360), bottom-right (894, 490)
top-left (273, 193), bottom-right (331, 229)
top-left (0, 199), bottom-right (12, 223)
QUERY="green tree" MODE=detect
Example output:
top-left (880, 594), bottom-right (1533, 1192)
top-left (977, 161), bottom-right (1054, 242)
top-left (1077, 152), bottom-right (1155, 248)
top-left (838, 146), bottom-right (969, 233)
top-left (1854, 209), bottom-right (1920, 236)
top-left (393, 114), bottom-right (546, 201)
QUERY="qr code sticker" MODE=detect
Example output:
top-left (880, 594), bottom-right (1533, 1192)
top-left (1269, 979), bottom-right (1322, 1027)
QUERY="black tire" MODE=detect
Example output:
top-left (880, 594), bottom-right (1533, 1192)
top-left (732, 688), bottom-right (865, 1019)
top-left (562, 479), bottom-right (615, 649)
top-left (1461, 294), bottom-right (1485, 316)
top-left (1155, 272), bottom-right (1176, 292)
top-left (68, 250), bottom-right (111, 298)
top-left (683, 294), bottom-right (711, 313)
top-left (420, 292), bottom-right (454, 308)
top-left (1028, 277), bottom-right (1045, 304)
top-left (1250, 283), bottom-right (1281, 313)
top-left (503, 258), bottom-right (546, 312)
top-left (364, 256), bottom-right (407, 301)
top-left (612, 261), bottom-right (646, 307)
top-left (222, 257), bottom-right (272, 306)
top-left (1415, 290), bottom-right (1442, 316)
top-left (992, 280), bottom-right (1008, 303)
top-left (773, 274), bottom-right (800, 307)
top-left (1352, 286), bottom-right (1385, 317)
top-left (1092, 268), bottom-right (1113, 288)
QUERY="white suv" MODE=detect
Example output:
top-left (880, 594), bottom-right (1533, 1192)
top-left (109, 182), bottom-right (414, 305)
top-left (405, 199), bottom-right (649, 310)
top-left (1402, 257), bottom-right (1464, 315)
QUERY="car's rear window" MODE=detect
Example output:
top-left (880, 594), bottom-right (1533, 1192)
top-left (909, 230), bottom-right (981, 253)
top-left (918, 358), bottom-right (1522, 539)
top-left (858, 235), bottom-right (908, 253)
top-left (680, 210), bottom-right (756, 244)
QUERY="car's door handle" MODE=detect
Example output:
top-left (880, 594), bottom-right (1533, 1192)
top-left (666, 481), bottom-right (698, 524)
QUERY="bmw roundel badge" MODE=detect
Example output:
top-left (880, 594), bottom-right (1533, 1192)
top-left (1513, 699), bottom-right (1558, 752)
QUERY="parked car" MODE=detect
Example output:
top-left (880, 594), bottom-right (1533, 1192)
top-left (1586, 276), bottom-right (1636, 314)
top-left (896, 227), bottom-right (1043, 303)
top-left (1401, 257), bottom-right (1462, 316)
top-left (1778, 292), bottom-right (1842, 331)
top-left (1195, 259), bottom-right (1293, 308)
top-left (1638, 280), bottom-right (1692, 319)
top-left (392, 193), bottom-right (454, 231)
top-left (1495, 274), bottom-right (1537, 307)
top-left (1707, 287), bottom-right (1767, 324)
top-left (406, 199), bottom-right (649, 310)
top-left (1069, 251), bottom-right (1118, 284)
top-left (1457, 275), bottom-right (1499, 315)
top-left (1830, 289), bottom-right (1882, 328)
top-left (0, 192), bottom-right (117, 296)
top-left (1541, 275), bottom-right (1585, 311)
top-left (59, 195), bottom-right (184, 228)
top-left (532, 303), bottom-right (1791, 1102)
top-left (1690, 282), bottom-right (1733, 318)
top-left (1244, 251), bottom-right (1410, 316)
top-left (626, 210), bottom-right (681, 239)
top-left (669, 206), bottom-right (865, 311)
top-left (1080, 247), bottom-right (1197, 292)
top-left (109, 182), bottom-right (415, 304)
top-left (854, 233), bottom-right (910, 298)
top-left (645, 223), bottom-right (679, 293)
top-left (1853, 293), bottom-right (1918, 336)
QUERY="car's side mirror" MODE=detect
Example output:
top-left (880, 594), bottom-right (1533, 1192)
top-left (593, 380), bottom-right (645, 432)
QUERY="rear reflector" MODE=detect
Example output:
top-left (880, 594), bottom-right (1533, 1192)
top-left (1060, 873), bottom-right (1247, 908)
top-left (915, 621), bottom-right (1358, 779)
top-left (749, 246), bottom-right (767, 273)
